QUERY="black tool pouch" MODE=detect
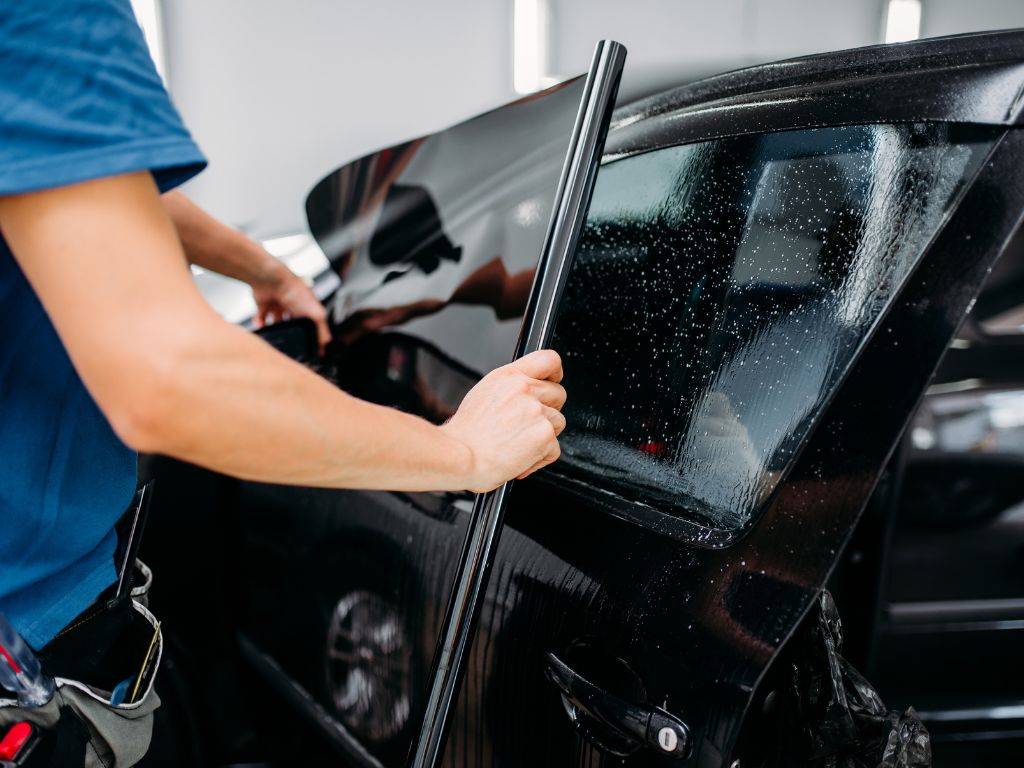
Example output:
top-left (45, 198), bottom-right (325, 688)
top-left (0, 484), bottom-right (162, 768)
top-left (0, 595), bottom-right (162, 768)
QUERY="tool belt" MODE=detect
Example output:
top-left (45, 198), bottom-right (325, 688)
top-left (0, 487), bottom-right (162, 768)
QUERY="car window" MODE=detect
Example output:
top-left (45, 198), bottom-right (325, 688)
top-left (550, 123), bottom-right (998, 534)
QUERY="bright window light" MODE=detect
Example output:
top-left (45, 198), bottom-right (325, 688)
top-left (262, 234), bottom-right (313, 259)
top-left (884, 0), bottom-right (922, 44)
top-left (130, 0), bottom-right (167, 82)
top-left (513, 0), bottom-right (554, 94)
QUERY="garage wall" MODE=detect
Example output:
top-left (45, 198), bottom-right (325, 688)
top-left (547, 0), bottom-right (886, 92)
top-left (921, 0), bottom-right (1024, 38)
top-left (161, 0), bottom-right (1024, 239)
top-left (162, 0), bottom-right (512, 237)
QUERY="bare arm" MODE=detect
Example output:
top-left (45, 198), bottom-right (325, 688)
top-left (162, 189), bottom-right (274, 284)
top-left (0, 173), bottom-right (565, 492)
top-left (162, 189), bottom-right (332, 349)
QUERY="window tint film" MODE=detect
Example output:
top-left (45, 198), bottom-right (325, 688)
top-left (551, 124), bottom-right (997, 533)
top-left (307, 78), bottom-right (586, 382)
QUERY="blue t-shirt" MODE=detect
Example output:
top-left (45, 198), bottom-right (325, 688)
top-left (0, 1), bottom-right (206, 647)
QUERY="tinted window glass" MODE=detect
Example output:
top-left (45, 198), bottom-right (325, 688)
top-left (551, 124), bottom-right (996, 532)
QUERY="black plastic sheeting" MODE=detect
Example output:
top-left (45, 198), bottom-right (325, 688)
top-left (771, 591), bottom-right (931, 768)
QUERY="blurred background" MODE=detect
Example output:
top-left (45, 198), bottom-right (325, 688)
top-left (128, 0), bottom-right (1024, 318)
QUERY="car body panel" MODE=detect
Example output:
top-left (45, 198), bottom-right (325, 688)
top-left (606, 29), bottom-right (1024, 161)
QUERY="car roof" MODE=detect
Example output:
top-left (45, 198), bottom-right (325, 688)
top-left (605, 28), bottom-right (1024, 160)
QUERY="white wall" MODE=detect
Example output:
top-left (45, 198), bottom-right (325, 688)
top-left (161, 0), bottom-right (1024, 240)
top-left (163, 0), bottom-right (513, 237)
top-left (547, 0), bottom-right (886, 92)
top-left (922, 0), bottom-right (1024, 38)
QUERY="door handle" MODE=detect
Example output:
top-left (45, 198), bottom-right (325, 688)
top-left (544, 652), bottom-right (691, 759)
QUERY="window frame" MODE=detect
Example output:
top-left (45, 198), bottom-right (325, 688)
top-left (536, 121), bottom-right (1013, 547)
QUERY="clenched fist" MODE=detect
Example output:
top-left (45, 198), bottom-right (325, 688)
top-left (441, 350), bottom-right (567, 492)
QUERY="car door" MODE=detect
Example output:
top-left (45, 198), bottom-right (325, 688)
top-left (444, 121), bottom-right (1020, 768)
top-left (226, 33), bottom-right (1024, 768)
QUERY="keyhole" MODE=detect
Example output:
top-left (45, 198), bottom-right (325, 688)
top-left (658, 726), bottom-right (678, 752)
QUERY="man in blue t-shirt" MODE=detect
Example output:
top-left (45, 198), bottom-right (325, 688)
top-left (0, 0), bottom-right (565, 664)
top-left (0, 1), bottom-right (333, 652)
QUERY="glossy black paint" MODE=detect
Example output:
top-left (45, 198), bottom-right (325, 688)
top-left (142, 30), bottom-right (1024, 768)
top-left (605, 29), bottom-right (1024, 161)
top-left (409, 40), bottom-right (626, 768)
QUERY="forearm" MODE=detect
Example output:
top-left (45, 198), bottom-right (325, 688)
top-left (162, 189), bottom-right (282, 287)
top-left (138, 318), bottom-right (473, 490)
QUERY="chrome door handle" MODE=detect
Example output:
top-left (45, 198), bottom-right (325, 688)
top-left (544, 652), bottom-right (691, 759)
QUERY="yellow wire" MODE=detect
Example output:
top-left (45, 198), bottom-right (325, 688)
top-left (129, 621), bottom-right (161, 704)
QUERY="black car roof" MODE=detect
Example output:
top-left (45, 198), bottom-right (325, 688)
top-left (605, 28), bottom-right (1024, 160)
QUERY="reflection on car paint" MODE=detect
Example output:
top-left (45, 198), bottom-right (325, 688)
top-left (551, 124), bottom-right (996, 534)
top-left (326, 589), bottom-right (412, 743)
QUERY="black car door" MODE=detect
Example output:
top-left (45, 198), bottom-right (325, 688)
top-left (442, 121), bottom-right (1020, 767)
